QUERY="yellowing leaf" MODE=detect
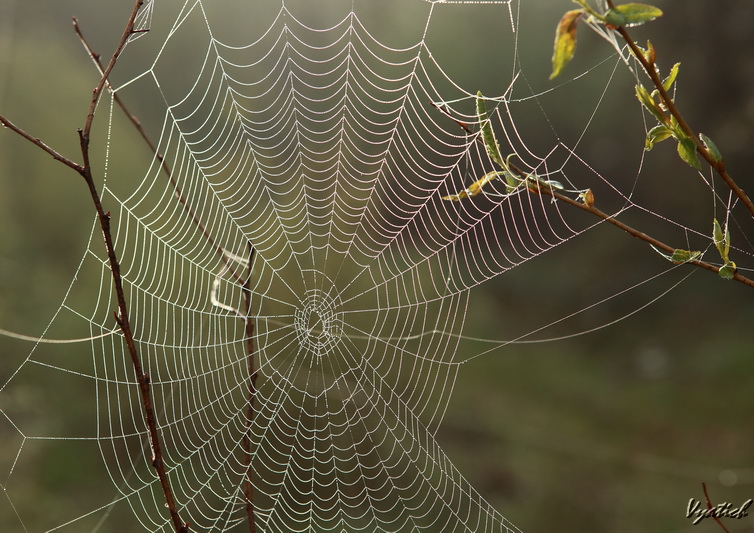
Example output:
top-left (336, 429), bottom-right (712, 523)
top-left (550, 10), bottom-right (583, 80)
top-left (442, 171), bottom-right (504, 201)
top-left (662, 62), bottom-right (681, 92)
top-left (579, 188), bottom-right (595, 207)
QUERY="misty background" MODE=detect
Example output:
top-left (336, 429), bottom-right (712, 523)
top-left (1, 1), bottom-right (753, 531)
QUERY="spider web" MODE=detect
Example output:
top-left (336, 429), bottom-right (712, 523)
top-left (1, 0), bottom-right (752, 532)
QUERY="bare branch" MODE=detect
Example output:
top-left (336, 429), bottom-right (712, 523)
top-left (0, 114), bottom-right (84, 173)
top-left (74, 12), bottom-right (257, 530)
top-left (242, 245), bottom-right (258, 533)
top-left (702, 482), bottom-right (732, 533)
top-left (81, 1), bottom-right (144, 142)
top-left (71, 1), bottom-right (189, 530)
top-left (72, 17), bottom-right (247, 286)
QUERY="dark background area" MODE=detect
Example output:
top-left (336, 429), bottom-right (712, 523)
top-left (1, 1), bottom-right (753, 532)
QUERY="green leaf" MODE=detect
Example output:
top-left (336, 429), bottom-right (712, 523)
top-left (476, 92), bottom-right (504, 167)
top-left (651, 245), bottom-right (701, 264)
top-left (551, 10), bottom-right (583, 80)
top-left (662, 62), bottom-right (681, 92)
top-left (676, 137), bottom-right (701, 169)
top-left (635, 84), bottom-right (667, 124)
top-left (670, 249), bottom-right (701, 264)
top-left (501, 171), bottom-right (519, 192)
top-left (645, 124), bottom-right (672, 151)
top-left (603, 9), bottom-right (627, 27)
top-left (712, 218), bottom-right (731, 264)
top-left (609, 3), bottom-right (663, 27)
top-left (713, 218), bottom-right (725, 259)
top-left (699, 133), bottom-right (723, 163)
top-left (501, 154), bottom-right (520, 190)
top-left (718, 262), bottom-right (736, 280)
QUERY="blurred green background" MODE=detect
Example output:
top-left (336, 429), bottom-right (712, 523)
top-left (1, 1), bottom-right (753, 532)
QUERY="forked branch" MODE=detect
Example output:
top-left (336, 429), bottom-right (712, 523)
top-left (74, 13), bottom-right (258, 530)
top-left (0, 1), bottom-right (188, 531)
top-left (72, 17), bottom-right (247, 286)
top-left (604, 0), bottom-right (754, 218)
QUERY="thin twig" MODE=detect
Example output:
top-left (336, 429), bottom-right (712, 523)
top-left (550, 189), bottom-right (754, 288)
top-left (432, 101), bottom-right (754, 288)
top-left (702, 482), bottom-right (732, 533)
top-left (71, 17), bottom-right (247, 286)
top-left (1, 1), bottom-right (189, 531)
top-left (78, 2), bottom-right (188, 531)
top-left (605, 0), bottom-right (754, 218)
top-left (74, 15), bottom-right (258, 529)
top-left (0, 114), bottom-right (84, 173)
top-left (242, 244), bottom-right (258, 533)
